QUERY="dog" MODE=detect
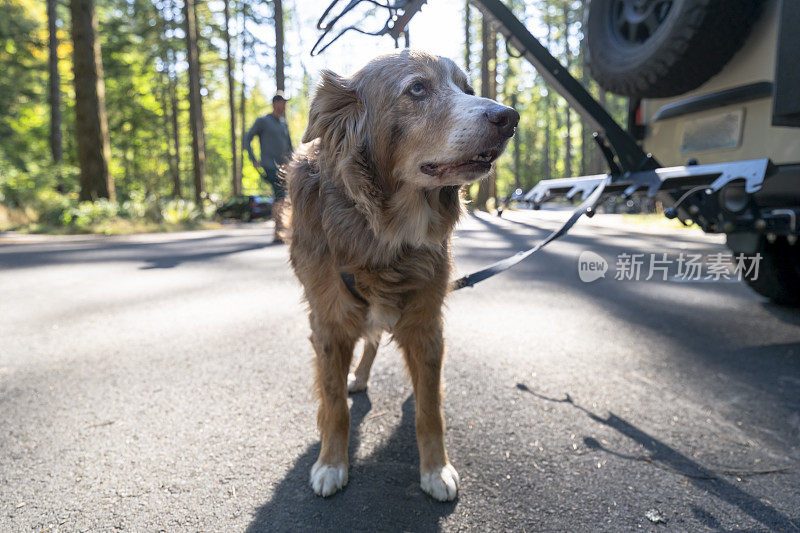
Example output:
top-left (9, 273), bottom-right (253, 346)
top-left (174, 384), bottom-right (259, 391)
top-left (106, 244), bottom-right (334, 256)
top-left (287, 50), bottom-right (518, 501)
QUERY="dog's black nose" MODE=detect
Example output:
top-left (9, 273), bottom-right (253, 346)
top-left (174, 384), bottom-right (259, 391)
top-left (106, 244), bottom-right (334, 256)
top-left (485, 105), bottom-right (520, 138)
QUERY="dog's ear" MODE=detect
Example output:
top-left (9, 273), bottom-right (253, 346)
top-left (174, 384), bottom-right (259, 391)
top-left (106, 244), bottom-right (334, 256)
top-left (303, 70), bottom-right (383, 233)
top-left (302, 70), bottom-right (360, 144)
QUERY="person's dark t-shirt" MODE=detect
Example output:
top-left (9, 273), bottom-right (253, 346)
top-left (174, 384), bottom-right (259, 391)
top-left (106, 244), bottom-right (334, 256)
top-left (244, 114), bottom-right (293, 171)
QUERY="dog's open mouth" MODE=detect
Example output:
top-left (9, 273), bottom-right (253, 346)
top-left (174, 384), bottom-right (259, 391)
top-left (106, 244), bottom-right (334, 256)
top-left (420, 146), bottom-right (502, 177)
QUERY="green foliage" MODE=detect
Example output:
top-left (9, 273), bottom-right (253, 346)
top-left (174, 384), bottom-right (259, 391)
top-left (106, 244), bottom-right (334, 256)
top-left (119, 191), bottom-right (149, 220)
top-left (0, 0), bottom-right (48, 170)
top-left (0, 0), bottom-right (272, 231)
top-left (0, 0), bottom-right (629, 231)
top-left (35, 189), bottom-right (77, 224)
top-left (0, 159), bottom-right (78, 209)
top-left (61, 198), bottom-right (118, 228)
top-left (160, 198), bottom-right (201, 224)
top-left (0, 172), bottom-right (212, 233)
top-left (56, 196), bottom-right (211, 231)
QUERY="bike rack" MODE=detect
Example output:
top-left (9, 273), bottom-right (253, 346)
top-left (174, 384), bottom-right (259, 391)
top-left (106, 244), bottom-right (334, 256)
top-left (312, 0), bottom-right (775, 227)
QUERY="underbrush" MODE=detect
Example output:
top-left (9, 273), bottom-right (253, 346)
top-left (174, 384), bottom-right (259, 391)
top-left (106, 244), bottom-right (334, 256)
top-left (0, 188), bottom-right (220, 235)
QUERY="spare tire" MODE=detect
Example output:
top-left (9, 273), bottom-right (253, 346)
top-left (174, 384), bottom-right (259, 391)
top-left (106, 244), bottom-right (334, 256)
top-left (741, 236), bottom-right (800, 306)
top-left (586, 0), bottom-right (764, 98)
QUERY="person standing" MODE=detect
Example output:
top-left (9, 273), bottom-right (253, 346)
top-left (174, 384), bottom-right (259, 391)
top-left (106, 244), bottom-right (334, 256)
top-left (244, 92), bottom-right (293, 243)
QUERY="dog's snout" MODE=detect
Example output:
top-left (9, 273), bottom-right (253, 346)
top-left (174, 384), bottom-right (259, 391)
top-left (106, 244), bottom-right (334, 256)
top-left (485, 105), bottom-right (519, 138)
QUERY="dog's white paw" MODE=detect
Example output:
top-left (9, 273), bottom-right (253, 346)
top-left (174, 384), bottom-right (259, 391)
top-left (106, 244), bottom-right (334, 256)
top-left (310, 461), bottom-right (348, 497)
top-left (420, 463), bottom-right (460, 501)
top-left (347, 372), bottom-right (368, 393)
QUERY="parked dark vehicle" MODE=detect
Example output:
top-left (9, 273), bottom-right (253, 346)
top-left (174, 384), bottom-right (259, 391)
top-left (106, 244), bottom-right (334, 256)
top-left (216, 195), bottom-right (274, 222)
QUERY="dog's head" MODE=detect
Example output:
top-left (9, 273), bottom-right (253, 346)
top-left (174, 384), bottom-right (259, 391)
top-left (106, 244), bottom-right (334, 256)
top-left (303, 50), bottom-right (519, 195)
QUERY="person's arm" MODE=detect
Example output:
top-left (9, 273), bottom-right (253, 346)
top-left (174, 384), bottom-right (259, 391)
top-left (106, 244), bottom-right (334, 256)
top-left (243, 118), bottom-right (263, 166)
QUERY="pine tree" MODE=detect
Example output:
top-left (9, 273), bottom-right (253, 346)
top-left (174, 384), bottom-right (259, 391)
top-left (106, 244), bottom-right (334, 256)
top-left (475, 17), bottom-right (496, 211)
top-left (223, 0), bottom-right (241, 195)
top-left (183, 0), bottom-right (206, 204)
top-left (562, 0), bottom-right (572, 179)
top-left (47, 0), bottom-right (63, 189)
top-left (274, 0), bottom-right (285, 92)
top-left (70, 0), bottom-right (114, 202)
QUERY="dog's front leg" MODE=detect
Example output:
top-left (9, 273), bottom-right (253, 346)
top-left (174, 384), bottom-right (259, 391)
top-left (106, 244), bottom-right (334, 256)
top-left (309, 320), bottom-right (356, 497)
top-left (395, 318), bottom-right (459, 502)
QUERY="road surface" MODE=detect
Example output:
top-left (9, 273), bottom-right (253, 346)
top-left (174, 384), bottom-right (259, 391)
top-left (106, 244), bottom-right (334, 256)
top-left (1, 212), bottom-right (798, 532)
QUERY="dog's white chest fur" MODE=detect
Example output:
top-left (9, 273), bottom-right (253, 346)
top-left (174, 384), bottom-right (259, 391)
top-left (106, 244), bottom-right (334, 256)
top-left (383, 187), bottom-right (442, 250)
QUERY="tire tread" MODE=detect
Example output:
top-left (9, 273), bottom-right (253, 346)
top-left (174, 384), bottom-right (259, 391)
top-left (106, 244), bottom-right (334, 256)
top-left (587, 0), bottom-right (764, 98)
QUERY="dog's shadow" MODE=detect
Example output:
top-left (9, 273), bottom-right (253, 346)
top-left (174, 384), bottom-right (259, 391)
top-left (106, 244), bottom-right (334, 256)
top-left (247, 395), bottom-right (457, 532)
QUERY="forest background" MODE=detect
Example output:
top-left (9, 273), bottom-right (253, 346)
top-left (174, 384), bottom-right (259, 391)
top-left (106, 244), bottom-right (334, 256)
top-left (0, 0), bottom-right (630, 233)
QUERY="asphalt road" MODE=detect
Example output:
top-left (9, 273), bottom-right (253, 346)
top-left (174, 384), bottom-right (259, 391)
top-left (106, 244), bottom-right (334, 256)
top-left (1, 211), bottom-right (799, 532)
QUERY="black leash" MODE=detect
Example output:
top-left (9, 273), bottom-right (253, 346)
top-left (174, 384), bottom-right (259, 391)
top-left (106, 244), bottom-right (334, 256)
top-left (340, 177), bottom-right (609, 300)
top-left (450, 176), bottom-right (609, 290)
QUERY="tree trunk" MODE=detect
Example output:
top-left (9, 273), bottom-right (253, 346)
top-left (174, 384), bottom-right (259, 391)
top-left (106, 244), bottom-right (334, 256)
top-left (564, 108), bottom-right (573, 178)
top-left (592, 89), bottom-right (609, 173)
top-left (554, 97), bottom-right (563, 177)
top-left (168, 57), bottom-right (182, 198)
top-left (274, 0), bottom-right (285, 92)
top-left (158, 0), bottom-right (182, 198)
top-left (69, 0), bottom-right (114, 202)
top-left (488, 27), bottom-right (497, 201)
top-left (160, 65), bottom-right (181, 198)
top-left (240, 79), bottom-right (247, 188)
top-left (239, 5), bottom-right (247, 183)
top-left (183, 0), bottom-right (206, 204)
top-left (578, 0), bottom-right (589, 176)
top-left (475, 17), bottom-right (495, 211)
top-left (479, 18), bottom-right (492, 108)
top-left (511, 92), bottom-right (521, 190)
top-left (160, 79), bottom-right (177, 194)
top-left (47, 0), bottom-right (63, 188)
top-left (464, 1), bottom-right (471, 75)
top-left (542, 97), bottom-right (551, 181)
top-left (542, 9), bottom-right (553, 182)
top-left (562, 2), bottom-right (572, 179)
top-left (223, 0), bottom-right (241, 195)
top-left (487, 30), bottom-right (497, 102)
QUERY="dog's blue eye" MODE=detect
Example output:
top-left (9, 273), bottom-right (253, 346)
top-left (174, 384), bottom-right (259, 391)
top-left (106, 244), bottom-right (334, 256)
top-left (409, 82), bottom-right (426, 98)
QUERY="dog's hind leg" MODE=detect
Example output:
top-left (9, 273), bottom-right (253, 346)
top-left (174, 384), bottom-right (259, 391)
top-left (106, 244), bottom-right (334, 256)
top-left (394, 316), bottom-right (459, 502)
top-left (347, 329), bottom-right (381, 393)
top-left (309, 315), bottom-right (358, 497)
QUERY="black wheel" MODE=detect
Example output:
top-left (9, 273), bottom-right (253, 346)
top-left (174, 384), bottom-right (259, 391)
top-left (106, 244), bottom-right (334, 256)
top-left (741, 237), bottom-right (800, 306)
top-left (586, 0), bottom-right (764, 98)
